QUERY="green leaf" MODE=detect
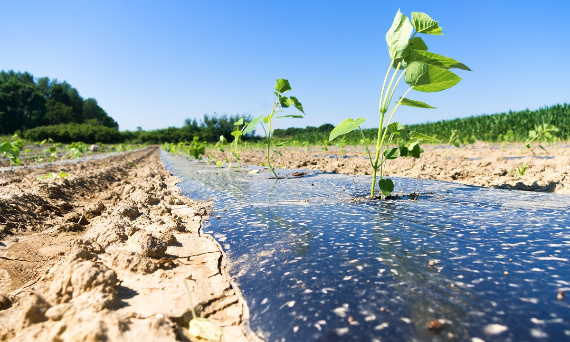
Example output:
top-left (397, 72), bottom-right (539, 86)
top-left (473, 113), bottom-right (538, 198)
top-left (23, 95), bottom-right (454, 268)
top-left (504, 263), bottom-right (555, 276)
top-left (409, 37), bottom-right (428, 50)
top-left (275, 78), bottom-right (291, 94)
top-left (406, 49), bottom-right (471, 71)
top-left (275, 142), bottom-right (287, 147)
top-left (399, 146), bottom-right (409, 157)
top-left (277, 114), bottom-right (303, 119)
top-left (409, 143), bottom-right (422, 158)
top-left (263, 114), bottom-right (272, 124)
top-left (383, 147), bottom-right (400, 159)
top-left (279, 95), bottom-right (290, 108)
top-left (411, 12), bottom-right (442, 35)
top-left (386, 122), bottom-right (405, 133)
top-left (398, 97), bottom-right (435, 108)
top-left (386, 10), bottom-right (413, 63)
top-left (243, 115), bottom-right (263, 135)
top-left (329, 118), bottom-right (366, 142)
top-left (410, 131), bottom-right (439, 142)
top-left (234, 118), bottom-right (244, 126)
top-left (405, 61), bottom-right (461, 92)
top-left (231, 130), bottom-right (242, 137)
top-left (289, 96), bottom-right (305, 114)
top-left (189, 317), bottom-right (222, 341)
top-left (378, 178), bottom-right (394, 197)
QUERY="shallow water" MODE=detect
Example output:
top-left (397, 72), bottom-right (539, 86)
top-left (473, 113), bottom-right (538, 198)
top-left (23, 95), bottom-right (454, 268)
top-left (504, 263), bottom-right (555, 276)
top-left (162, 152), bottom-right (570, 342)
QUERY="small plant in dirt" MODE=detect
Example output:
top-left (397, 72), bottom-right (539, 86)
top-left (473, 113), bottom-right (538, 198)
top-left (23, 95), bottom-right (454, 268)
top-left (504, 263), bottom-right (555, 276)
top-left (0, 134), bottom-right (24, 165)
top-left (37, 171), bottom-right (69, 180)
top-left (183, 278), bottom-right (222, 341)
top-left (66, 141), bottom-right (88, 159)
top-left (444, 129), bottom-right (476, 157)
top-left (227, 118), bottom-right (249, 170)
top-left (511, 162), bottom-right (527, 176)
top-left (243, 78), bottom-right (305, 178)
top-left (518, 123), bottom-right (559, 156)
top-left (330, 10), bottom-right (470, 198)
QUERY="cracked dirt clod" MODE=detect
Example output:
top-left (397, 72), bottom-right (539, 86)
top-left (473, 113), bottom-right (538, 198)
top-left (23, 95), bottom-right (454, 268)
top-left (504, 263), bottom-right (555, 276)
top-left (131, 231), bottom-right (168, 258)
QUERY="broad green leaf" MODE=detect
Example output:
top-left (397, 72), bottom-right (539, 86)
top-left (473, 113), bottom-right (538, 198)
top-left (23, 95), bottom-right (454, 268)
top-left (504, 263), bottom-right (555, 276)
top-left (234, 118), bottom-right (244, 126)
top-left (386, 10), bottom-right (413, 63)
top-left (278, 95), bottom-right (290, 108)
top-left (263, 114), bottom-right (273, 124)
top-left (405, 61), bottom-right (461, 92)
top-left (329, 118), bottom-right (366, 142)
top-left (387, 122), bottom-right (405, 133)
top-left (378, 178), bottom-right (394, 197)
top-left (276, 114), bottom-right (303, 119)
top-left (406, 49), bottom-right (471, 71)
top-left (411, 12), bottom-right (442, 35)
top-left (410, 131), bottom-right (439, 142)
top-left (409, 37), bottom-right (428, 50)
top-left (398, 97), bottom-right (435, 108)
top-left (383, 147), bottom-right (400, 159)
top-left (409, 143), bottom-right (422, 158)
top-left (399, 146), bottom-right (409, 157)
top-left (189, 317), bottom-right (222, 341)
top-left (289, 96), bottom-right (305, 114)
top-left (243, 115), bottom-right (263, 135)
top-left (231, 130), bottom-right (242, 137)
top-left (275, 142), bottom-right (287, 147)
top-left (275, 78), bottom-right (291, 94)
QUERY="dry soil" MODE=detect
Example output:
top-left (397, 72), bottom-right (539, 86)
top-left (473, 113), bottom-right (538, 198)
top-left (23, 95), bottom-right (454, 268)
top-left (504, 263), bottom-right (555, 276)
top-left (0, 147), bottom-right (258, 341)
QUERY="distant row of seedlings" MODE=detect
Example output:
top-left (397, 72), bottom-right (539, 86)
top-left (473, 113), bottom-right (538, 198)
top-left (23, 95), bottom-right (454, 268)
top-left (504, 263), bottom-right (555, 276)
top-left (0, 135), bottom-right (143, 166)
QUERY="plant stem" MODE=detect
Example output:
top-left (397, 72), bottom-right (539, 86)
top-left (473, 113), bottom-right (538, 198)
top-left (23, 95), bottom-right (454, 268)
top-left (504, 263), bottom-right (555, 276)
top-left (370, 110), bottom-right (385, 197)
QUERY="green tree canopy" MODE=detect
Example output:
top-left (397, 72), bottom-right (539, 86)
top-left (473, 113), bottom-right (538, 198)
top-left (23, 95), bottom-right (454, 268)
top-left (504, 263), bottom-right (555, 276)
top-left (0, 70), bottom-right (118, 134)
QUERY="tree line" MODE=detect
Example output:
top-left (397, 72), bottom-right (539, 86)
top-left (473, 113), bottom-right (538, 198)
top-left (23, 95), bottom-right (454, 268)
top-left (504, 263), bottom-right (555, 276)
top-left (0, 70), bottom-right (117, 135)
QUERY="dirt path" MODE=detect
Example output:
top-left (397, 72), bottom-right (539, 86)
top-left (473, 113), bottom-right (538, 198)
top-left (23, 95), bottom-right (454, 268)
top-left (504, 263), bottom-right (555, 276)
top-left (0, 147), bottom-right (258, 341)
top-left (209, 142), bottom-right (570, 194)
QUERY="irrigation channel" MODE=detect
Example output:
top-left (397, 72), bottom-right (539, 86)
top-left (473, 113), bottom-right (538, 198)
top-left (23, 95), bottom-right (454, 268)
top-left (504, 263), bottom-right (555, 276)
top-left (161, 152), bottom-right (570, 342)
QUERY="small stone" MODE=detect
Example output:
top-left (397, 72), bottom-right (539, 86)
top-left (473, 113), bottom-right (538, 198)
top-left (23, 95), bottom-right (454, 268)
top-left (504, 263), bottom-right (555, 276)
top-left (558, 291), bottom-right (565, 301)
top-left (427, 319), bottom-right (444, 332)
top-left (429, 260), bottom-right (435, 267)
top-left (450, 283), bottom-right (455, 288)
top-left (504, 271), bottom-right (509, 276)
top-left (509, 258), bottom-right (513, 262)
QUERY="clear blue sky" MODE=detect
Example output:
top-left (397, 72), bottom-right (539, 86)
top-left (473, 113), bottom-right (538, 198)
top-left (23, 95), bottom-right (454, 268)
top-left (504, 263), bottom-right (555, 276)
top-left (2, 1), bottom-right (569, 131)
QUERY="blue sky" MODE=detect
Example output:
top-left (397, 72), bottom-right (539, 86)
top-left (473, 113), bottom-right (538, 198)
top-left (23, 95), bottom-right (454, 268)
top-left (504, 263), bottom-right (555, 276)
top-left (2, 1), bottom-right (569, 131)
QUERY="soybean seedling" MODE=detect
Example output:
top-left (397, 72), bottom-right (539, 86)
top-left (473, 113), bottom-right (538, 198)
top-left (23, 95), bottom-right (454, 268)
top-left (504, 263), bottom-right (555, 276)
top-left (329, 10), bottom-right (470, 199)
top-left (183, 278), bottom-right (222, 341)
top-left (0, 134), bottom-right (24, 165)
top-left (518, 123), bottom-right (559, 157)
top-left (243, 78), bottom-right (305, 178)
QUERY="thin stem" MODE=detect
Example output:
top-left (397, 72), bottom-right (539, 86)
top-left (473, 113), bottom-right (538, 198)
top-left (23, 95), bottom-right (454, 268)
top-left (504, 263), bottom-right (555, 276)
top-left (183, 278), bottom-right (197, 320)
top-left (386, 69), bottom-right (406, 110)
top-left (381, 62), bottom-right (402, 112)
top-left (379, 62), bottom-right (394, 112)
top-left (370, 110), bottom-right (386, 197)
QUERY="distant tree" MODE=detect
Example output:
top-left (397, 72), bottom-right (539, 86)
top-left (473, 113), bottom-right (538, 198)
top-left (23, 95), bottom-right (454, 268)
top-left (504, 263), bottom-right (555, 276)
top-left (0, 70), bottom-right (118, 133)
top-left (45, 99), bottom-right (74, 125)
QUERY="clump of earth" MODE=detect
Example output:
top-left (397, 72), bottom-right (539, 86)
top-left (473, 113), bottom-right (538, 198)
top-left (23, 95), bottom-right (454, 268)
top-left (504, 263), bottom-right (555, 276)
top-left (0, 147), bottom-right (259, 341)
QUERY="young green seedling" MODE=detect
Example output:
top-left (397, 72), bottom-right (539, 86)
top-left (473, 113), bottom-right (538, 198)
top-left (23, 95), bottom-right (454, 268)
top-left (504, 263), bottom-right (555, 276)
top-left (330, 10), bottom-right (470, 198)
top-left (183, 278), bottom-right (222, 341)
top-left (518, 123), bottom-right (559, 157)
top-left (0, 134), bottom-right (24, 165)
top-left (243, 78), bottom-right (305, 178)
